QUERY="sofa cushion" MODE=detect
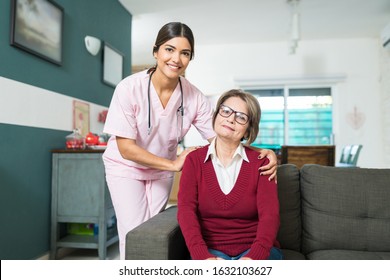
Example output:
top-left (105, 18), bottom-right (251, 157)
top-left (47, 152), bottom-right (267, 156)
top-left (307, 250), bottom-right (390, 260)
top-left (276, 164), bottom-right (302, 253)
top-left (300, 164), bottom-right (390, 257)
top-left (282, 249), bottom-right (306, 260)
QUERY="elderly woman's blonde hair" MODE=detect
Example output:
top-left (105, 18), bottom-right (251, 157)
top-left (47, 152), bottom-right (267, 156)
top-left (212, 89), bottom-right (261, 145)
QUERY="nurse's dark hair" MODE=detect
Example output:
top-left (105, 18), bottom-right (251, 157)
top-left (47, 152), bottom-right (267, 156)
top-left (212, 89), bottom-right (261, 146)
top-left (152, 22), bottom-right (195, 60)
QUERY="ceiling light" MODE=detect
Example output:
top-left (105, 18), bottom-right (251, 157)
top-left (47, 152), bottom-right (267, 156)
top-left (288, 0), bottom-right (301, 54)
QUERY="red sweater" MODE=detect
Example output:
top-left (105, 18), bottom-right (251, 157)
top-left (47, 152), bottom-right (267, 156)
top-left (177, 145), bottom-right (280, 260)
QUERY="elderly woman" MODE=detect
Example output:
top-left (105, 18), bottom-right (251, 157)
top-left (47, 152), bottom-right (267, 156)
top-left (177, 89), bottom-right (282, 260)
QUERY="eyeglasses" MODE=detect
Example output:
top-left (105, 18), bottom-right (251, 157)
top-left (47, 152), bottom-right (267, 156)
top-left (218, 104), bottom-right (249, 125)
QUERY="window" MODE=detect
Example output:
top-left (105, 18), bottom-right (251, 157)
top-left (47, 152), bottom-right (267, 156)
top-left (246, 87), bottom-right (332, 148)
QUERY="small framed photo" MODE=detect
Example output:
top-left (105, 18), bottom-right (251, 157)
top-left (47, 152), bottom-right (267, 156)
top-left (73, 100), bottom-right (90, 137)
top-left (102, 43), bottom-right (124, 88)
top-left (10, 0), bottom-right (64, 66)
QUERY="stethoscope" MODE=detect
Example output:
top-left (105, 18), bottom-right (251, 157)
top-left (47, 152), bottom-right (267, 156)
top-left (147, 70), bottom-right (184, 142)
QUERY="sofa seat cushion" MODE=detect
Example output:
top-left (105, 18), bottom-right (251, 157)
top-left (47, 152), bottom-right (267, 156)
top-left (300, 164), bottom-right (390, 257)
top-left (307, 250), bottom-right (390, 260)
top-left (282, 249), bottom-right (306, 260)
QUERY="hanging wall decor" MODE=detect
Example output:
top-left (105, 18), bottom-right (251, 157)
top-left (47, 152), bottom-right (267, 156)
top-left (102, 43), bottom-right (124, 88)
top-left (73, 100), bottom-right (90, 137)
top-left (10, 0), bottom-right (64, 65)
top-left (346, 106), bottom-right (366, 130)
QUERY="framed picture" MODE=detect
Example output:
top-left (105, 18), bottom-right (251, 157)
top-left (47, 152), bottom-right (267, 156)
top-left (73, 100), bottom-right (90, 137)
top-left (102, 43), bottom-right (124, 88)
top-left (10, 0), bottom-right (64, 65)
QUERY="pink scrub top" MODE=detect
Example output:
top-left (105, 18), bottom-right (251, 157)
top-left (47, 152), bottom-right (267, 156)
top-left (102, 70), bottom-right (215, 180)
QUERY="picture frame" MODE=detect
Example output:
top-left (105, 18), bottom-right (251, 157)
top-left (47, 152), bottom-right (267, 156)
top-left (10, 0), bottom-right (64, 66)
top-left (102, 43), bottom-right (124, 88)
top-left (73, 100), bottom-right (90, 137)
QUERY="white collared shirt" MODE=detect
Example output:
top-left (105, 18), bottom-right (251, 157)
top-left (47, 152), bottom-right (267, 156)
top-left (205, 138), bottom-right (249, 194)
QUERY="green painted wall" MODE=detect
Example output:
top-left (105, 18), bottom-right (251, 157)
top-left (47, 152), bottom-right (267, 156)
top-left (0, 0), bottom-right (131, 106)
top-left (0, 0), bottom-right (131, 259)
top-left (0, 124), bottom-right (68, 259)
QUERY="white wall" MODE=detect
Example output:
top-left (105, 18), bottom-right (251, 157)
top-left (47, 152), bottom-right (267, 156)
top-left (380, 46), bottom-right (390, 167)
top-left (185, 38), bottom-right (388, 168)
top-left (0, 77), bottom-right (107, 136)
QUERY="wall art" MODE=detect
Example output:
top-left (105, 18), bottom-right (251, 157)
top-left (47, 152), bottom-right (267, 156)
top-left (10, 0), bottom-right (64, 65)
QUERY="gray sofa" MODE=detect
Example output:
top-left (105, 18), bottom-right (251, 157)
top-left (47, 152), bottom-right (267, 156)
top-left (126, 164), bottom-right (390, 260)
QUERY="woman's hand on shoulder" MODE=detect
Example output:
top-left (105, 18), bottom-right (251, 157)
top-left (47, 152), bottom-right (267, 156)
top-left (257, 148), bottom-right (278, 182)
top-left (173, 146), bottom-right (200, 171)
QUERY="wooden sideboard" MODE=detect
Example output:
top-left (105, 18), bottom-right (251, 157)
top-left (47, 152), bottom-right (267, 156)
top-left (281, 145), bottom-right (335, 168)
top-left (169, 171), bottom-right (181, 204)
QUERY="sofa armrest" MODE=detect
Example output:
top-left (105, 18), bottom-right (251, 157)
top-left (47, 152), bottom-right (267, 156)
top-left (125, 206), bottom-right (189, 260)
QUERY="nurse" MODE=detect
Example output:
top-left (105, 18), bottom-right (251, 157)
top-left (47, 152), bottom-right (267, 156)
top-left (102, 22), bottom-right (278, 260)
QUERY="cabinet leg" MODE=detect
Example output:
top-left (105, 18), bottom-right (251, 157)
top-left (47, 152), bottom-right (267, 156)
top-left (98, 221), bottom-right (107, 259)
top-left (50, 222), bottom-right (59, 260)
top-left (98, 246), bottom-right (107, 260)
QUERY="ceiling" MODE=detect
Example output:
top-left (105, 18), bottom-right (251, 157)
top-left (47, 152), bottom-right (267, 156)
top-left (118, 0), bottom-right (390, 65)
